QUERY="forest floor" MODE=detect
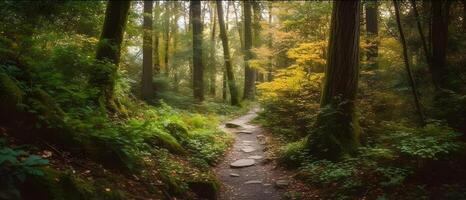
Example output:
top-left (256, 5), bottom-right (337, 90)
top-left (215, 107), bottom-right (290, 200)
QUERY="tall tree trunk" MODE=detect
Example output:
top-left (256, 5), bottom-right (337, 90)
top-left (233, 2), bottom-right (244, 51)
top-left (243, 0), bottom-right (255, 100)
top-left (154, 1), bottom-right (161, 74)
top-left (365, 1), bottom-right (378, 69)
top-left (172, 2), bottom-right (180, 92)
top-left (307, 1), bottom-right (361, 160)
top-left (191, 0), bottom-right (204, 101)
top-left (92, 1), bottom-right (131, 110)
top-left (163, 2), bottom-right (170, 76)
top-left (410, 0), bottom-right (430, 66)
top-left (394, 0), bottom-right (426, 126)
top-left (217, 0), bottom-right (239, 106)
top-left (142, 1), bottom-right (154, 100)
top-left (209, 3), bottom-right (217, 96)
top-left (252, 1), bottom-right (263, 82)
top-left (267, 2), bottom-right (273, 82)
top-left (431, 0), bottom-right (452, 90)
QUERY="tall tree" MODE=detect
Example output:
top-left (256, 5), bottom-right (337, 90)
top-left (431, 0), bottom-right (452, 90)
top-left (172, 1), bottom-right (180, 91)
top-left (365, 1), bottom-right (378, 69)
top-left (153, 1), bottom-right (161, 74)
top-left (307, 1), bottom-right (361, 160)
top-left (191, 0), bottom-right (204, 101)
top-left (142, 1), bottom-right (154, 100)
top-left (252, 1), bottom-right (263, 82)
top-left (393, 0), bottom-right (426, 126)
top-left (243, 0), bottom-right (255, 100)
top-left (217, 1), bottom-right (239, 106)
top-left (267, 2), bottom-right (273, 82)
top-left (209, 3), bottom-right (217, 96)
top-left (92, 1), bottom-right (131, 110)
top-left (163, 2), bottom-right (170, 76)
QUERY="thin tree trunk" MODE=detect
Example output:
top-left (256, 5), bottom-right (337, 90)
top-left (243, 0), bottom-right (255, 100)
top-left (191, 0), bottom-right (204, 101)
top-left (142, 1), bottom-right (154, 100)
top-left (393, 0), bottom-right (426, 126)
top-left (92, 1), bottom-right (131, 110)
top-left (365, 1), bottom-right (378, 69)
top-left (154, 1), bottom-right (161, 74)
top-left (252, 1), bottom-right (263, 82)
top-left (233, 2), bottom-right (244, 51)
top-left (217, 1), bottom-right (239, 106)
top-left (307, 1), bottom-right (361, 160)
top-left (209, 3), bottom-right (217, 96)
top-left (410, 0), bottom-right (430, 65)
top-left (172, 2), bottom-right (180, 92)
top-left (163, 2), bottom-right (170, 76)
top-left (267, 2), bottom-right (273, 82)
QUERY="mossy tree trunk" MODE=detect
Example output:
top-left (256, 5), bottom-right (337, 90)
top-left (242, 0), bottom-right (255, 100)
top-left (252, 1), bottom-right (263, 82)
top-left (267, 2), bottom-right (273, 82)
top-left (393, 0), bottom-right (426, 126)
top-left (365, 1), bottom-right (378, 69)
top-left (191, 0), bottom-right (204, 102)
top-left (92, 1), bottom-right (130, 110)
top-left (217, 1), bottom-right (239, 106)
top-left (142, 1), bottom-right (154, 100)
top-left (307, 1), bottom-right (361, 160)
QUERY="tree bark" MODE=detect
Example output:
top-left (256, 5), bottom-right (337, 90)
top-left (142, 1), bottom-right (154, 100)
top-left (394, 0), bottom-right (426, 126)
top-left (209, 3), bottom-right (217, 96)
top-left (154, 1), bottom-right (161, 74)
top-left (191, 0), bottom-right (204, 101)
top-left (365, 1), bottom-right (378, 69)
top-left (163, 2), bottom-right (170, 76)
top-left (431, 0), bottom-right (452, 90)
top-left (92, 1), bottom-right (130, 110)
top-left (307, 1), bottom-right (361, 160)
top-left (252, 1), bottom-right (263, 82)
top-left (217, 1), bottom-right (239, 106)
top-left (267, 2), bottom-right (273, 82)
top-left (172, 2), bottom-right (180, 91)
top-left (243, 0), bottom-right (255, 100)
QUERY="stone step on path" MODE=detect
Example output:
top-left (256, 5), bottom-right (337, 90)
top-left (230, 159), bottom-right (255, 168)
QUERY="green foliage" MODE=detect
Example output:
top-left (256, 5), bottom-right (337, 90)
top-left (0, 145), bottom-right (49, 200)
top-left (278, 139), bottom-right (310, 168)
top-left (257, 66), bottom-right (322, 140)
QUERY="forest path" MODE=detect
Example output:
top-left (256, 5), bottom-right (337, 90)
top-left (215, 107), bottom-right (288, 200)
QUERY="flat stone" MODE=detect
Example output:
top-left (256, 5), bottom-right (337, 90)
top-left (275, 180), bottom-right (289, 188)
top-left (245, 180), bottom-right (262, 184)
top-left (263, 183), bottom-right (272, 186)
top-left (248, 155), bottom-right (263, 160)
top-left (236, 131), bottom-right (253, 134)
top-left (230, 173), bottom-right (240, 177)
top-left (242, 140), bottom-right (253, 143)
top-left (241, 146), bottom-right (256, 153)
top-left (225, 123), bottom-right (241, 128)
top-left (230, 159), bottom-right (255, 168)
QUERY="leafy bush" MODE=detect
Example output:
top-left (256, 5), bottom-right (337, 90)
top-left (0, 146), bottom-right (49, 200)
top-left (257, 66), bottom-right (322, 140)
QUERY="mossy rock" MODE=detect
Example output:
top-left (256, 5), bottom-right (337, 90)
top-left (278, 139), bottom-right (309, 168)
top-left (147, 131), bottom-right (185, 155)
top-left (164, 122), bottom-right (189, 144)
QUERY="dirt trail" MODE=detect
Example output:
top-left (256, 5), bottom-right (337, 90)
top-left (215, 107), bottom-right (288, 200)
